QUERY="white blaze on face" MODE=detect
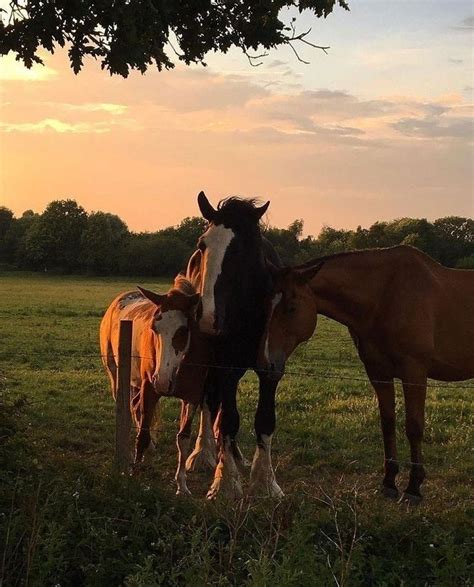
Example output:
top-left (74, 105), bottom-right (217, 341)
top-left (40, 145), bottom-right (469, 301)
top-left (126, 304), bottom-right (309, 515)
top-left (153, 310), bottom-right (189, 394)
top-left (264, 293), bottom-right (282, 365)
top-left (199, 224), bottom-right (235, 335)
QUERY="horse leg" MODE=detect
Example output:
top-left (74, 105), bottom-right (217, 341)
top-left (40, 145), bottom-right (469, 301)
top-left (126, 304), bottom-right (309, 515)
top-left (134, 379), bottom-right (159, 466)
top-left (401, 375), bottom-right (427, 504)
top-left (106, 348), bottom-right (118, 400)
top-left (185, 400), bottom-right (217, 472)
top-left (175, 401), bottom-right (198, 495)
top-left (130, 385), bottom-right (141, 429)
top-left (370, 378), bottom-right (399, 499)
top-left (249, 374), bottom-right (283, 498)
top-left (207, 370), bottom-right (244, 500)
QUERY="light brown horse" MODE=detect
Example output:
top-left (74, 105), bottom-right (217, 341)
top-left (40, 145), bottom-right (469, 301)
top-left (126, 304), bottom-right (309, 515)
top-left (259, 245), bottom-right (474, 503)
top-left (100, 275), bottom-right (209, 495)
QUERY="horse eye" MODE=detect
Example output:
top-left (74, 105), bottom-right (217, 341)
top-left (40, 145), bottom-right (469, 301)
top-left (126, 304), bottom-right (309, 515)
top-left (287, 306), bottom-right (297, 315)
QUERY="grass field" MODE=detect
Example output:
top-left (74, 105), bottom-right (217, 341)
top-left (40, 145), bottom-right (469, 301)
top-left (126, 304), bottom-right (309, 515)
top-left (0, 272), bottom-right (472, 586)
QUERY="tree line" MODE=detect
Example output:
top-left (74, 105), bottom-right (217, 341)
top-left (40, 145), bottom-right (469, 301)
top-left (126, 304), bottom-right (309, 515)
top-left (0, 199), bottom-right (472, 276)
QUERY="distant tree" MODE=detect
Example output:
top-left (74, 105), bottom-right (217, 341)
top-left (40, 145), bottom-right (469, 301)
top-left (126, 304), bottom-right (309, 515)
top-left (0, 1), bottom-right (348, 76)
top-left (288, 219), bottom-right (304, 239)
top-left (3, 210), bottom-right (40, 267)
top-left (264, 220), bottom-right (304, 264)
top-left (80, 212), bottom-right (129, 274)
top-left (23, 200), bottom-right (87, 271)
top-left (0, 207), bottom-right (14, 262)
top-left (296, 234), bottom-right (323, 262)
top-left (347, 225), bottom-right (370, 250)
top-left (366, 221), bottom-right (390, 248)
top-left (173, 217), bottom-right (208, 249)
top-left (316, 225), bottom-right (351, 254)
top-left (384, 218), bottom-right (436, 253)
top-left (0, 206), bottom-right (13, 238)
top-left (120, 233), bottom-right (189, 277)
top-left (433, 217), bottom-right (474, 267)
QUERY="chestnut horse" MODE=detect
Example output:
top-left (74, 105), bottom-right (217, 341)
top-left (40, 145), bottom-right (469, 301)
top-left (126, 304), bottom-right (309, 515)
top-left (100, 275), bottom-right (209, 495)
top-left (260, 245), bottom-right (474, 503)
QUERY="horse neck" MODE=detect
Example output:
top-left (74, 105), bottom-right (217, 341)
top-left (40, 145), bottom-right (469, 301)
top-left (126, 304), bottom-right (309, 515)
top-left (307, 252), bottom-right (387, 333)
top-left (227, 234), bottom-right (269, 334)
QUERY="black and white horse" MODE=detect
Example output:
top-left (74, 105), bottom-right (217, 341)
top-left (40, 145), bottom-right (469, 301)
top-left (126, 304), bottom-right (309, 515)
top-left (194, 192), bottom-right (284, 499)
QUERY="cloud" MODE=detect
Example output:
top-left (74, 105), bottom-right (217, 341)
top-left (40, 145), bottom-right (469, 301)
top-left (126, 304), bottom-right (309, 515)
top-left (2, 53), bottom-right (472, 151)
top-left (0, 54), bottom-right (58, 82)
top-left (267, 60), bottom-right (288, 68)
top-left (57, 103), bottom-right (128, 115)
top-left (146, 67), bottom-right (268, 112)
top-left (451, 15), bottom-right (474, 31)
top-left (392, 115), bottom-right (473, 139)
top-left (0, 118), bottom-right (111, 133)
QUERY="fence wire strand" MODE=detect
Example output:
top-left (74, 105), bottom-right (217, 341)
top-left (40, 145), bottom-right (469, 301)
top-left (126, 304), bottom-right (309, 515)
top-left (1, 350), bottom-right (473, 390)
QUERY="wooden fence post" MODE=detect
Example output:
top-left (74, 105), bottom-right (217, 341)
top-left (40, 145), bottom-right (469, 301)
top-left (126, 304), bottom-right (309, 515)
top-left (114, 319), bottom-right (133, 473)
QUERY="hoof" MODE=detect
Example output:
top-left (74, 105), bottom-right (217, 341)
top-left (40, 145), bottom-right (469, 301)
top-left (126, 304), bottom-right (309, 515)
top-left (176, 486), bottom-right (192, 497)
top-left (399, 492), bottom-right (423, 506)
top-left (269, 482), bottom-right (285, 499)
top-left (206, 486), bottom-right (218, 501)
top-left (381, 485), bottom-right (399, 500)
top-left (206, 480), bottom-right (243, 501)
top-left (249, 479), bottom-right (284, 499)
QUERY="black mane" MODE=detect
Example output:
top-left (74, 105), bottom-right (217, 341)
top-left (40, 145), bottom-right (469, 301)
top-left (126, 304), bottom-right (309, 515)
top-left (214, 197), bottom-right (264, 229)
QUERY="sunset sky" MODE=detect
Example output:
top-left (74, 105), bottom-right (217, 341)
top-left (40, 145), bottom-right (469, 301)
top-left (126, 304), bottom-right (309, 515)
top-left (1, 0), bottom-right (473, 236)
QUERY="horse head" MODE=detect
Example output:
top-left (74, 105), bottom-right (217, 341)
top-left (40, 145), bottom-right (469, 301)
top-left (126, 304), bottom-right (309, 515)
top-left (196, 191), bottom-right (270, 337)
top-left (138, 278), bottom-right (199, 394)
top-left (258, 261), bottom-right (324, 378)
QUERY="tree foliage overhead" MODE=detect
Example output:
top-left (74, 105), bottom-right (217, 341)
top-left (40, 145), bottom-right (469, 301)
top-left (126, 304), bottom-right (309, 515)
top-left (0, 0), bottom-right (349, 76)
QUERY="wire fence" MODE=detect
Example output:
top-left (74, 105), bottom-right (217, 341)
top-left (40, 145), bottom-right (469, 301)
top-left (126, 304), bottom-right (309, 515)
top-left (1, 349), bottom-right (474, 390)
top-left (1, 348), bottom-right (472, 475)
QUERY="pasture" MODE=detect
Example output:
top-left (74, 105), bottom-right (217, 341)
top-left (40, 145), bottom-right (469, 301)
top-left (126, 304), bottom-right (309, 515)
top-left (0, 272), bottom-right (472, 586)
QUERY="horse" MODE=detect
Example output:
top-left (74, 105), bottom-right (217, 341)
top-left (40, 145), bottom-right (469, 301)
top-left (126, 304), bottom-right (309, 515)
top-left (100, 275), bottom-right (210, 495)
top-left (259, 245), bottom-right (474, 503)
top-left (194, 191), bottom-right (284, 499)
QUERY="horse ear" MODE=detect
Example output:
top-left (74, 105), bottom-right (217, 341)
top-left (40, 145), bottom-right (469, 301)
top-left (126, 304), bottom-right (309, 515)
top-left (294, 261), bottom-right (324, 285)
top-left (197, 191), bottom-right (216, 221)
top-left (137, 286), bottom-right (166, 307)
top-left (254, 200), bottom-right (270, 221)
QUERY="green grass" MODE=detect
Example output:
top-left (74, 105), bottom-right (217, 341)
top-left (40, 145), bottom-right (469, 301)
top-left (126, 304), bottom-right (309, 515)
top-left (0, 271), bottom-right (472, 586)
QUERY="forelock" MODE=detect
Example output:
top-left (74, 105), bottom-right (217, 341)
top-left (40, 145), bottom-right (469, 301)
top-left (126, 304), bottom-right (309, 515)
top-left (173, 274), bottom-right (196, 296)
top-left (213, 196), bottom-right (263, 228)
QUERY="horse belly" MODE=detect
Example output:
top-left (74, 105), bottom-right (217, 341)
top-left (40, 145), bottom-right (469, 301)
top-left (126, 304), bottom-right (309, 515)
top-left (428, 359), bottom-right (474, 381)
top-left (430, 296), bottom-right (474, 381)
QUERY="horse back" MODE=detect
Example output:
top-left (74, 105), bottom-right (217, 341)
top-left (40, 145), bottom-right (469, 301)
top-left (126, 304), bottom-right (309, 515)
top-left (372, 247), bottom-right (474, 379)
top-left (100, 290), bottom-right (158, 389)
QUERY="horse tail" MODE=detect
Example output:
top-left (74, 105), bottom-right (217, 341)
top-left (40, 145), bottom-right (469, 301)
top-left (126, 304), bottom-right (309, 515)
top-left (99, 304), bottom-right (118, 400)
